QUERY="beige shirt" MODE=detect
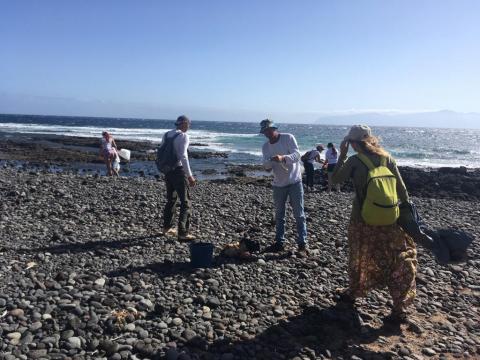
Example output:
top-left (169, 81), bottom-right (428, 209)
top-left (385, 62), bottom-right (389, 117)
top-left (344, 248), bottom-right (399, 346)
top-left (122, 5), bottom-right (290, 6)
top-left (332, 152), bottom-right (409, 222)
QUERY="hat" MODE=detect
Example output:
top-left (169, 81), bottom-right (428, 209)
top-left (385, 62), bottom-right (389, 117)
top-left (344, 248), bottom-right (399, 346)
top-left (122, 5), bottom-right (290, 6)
top-left (344, 125), bottom-right (372, 142)
top-left (175, 115), bottom-right (191, 126)
top-left (259, 119), bottom-right (278, 133)
top-left (315, 143), bottom-right (325, 150)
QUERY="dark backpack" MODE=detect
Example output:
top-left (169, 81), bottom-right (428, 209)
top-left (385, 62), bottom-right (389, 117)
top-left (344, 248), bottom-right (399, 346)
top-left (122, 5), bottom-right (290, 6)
top-left (301, 150), bottom-right (313, 162)
top-left (156, 132), bottom-right (181, 174)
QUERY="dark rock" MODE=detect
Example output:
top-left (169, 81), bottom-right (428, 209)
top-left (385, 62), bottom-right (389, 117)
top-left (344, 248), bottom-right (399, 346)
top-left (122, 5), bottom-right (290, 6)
top-left (99, 340), bottom-right (119, 355)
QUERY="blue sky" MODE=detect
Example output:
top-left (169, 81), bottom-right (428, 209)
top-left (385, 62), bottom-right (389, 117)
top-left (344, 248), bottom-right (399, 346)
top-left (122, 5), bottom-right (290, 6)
top-left (1, 1), bottom-right (479, 122)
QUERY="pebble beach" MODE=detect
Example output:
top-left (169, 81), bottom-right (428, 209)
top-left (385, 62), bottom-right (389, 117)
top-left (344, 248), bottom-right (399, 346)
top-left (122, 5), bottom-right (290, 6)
top-left (0, 135), bottom-right (479, 360)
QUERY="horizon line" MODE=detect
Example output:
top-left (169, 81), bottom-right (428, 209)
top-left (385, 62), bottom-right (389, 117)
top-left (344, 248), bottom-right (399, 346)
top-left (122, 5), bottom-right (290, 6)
top-left (1, 112), bottom-right (479, 131)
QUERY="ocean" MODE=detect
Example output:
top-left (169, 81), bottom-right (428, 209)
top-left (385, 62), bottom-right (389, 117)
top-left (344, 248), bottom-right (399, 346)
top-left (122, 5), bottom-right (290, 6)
top-left (1, 114), bottom-right (480, 168)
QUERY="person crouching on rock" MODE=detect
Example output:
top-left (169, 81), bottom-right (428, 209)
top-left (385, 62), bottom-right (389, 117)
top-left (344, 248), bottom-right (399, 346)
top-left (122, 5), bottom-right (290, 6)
top-left (301, 143), bottom-right (325, 192)
top-left (260, 119), bottom-right (307, 255)
top-left (100, 131), bottom-right (118, 176)
top-left (331, 124), bottom-right (417, 323)
top-left (162, 115), bottom-right (196, 241)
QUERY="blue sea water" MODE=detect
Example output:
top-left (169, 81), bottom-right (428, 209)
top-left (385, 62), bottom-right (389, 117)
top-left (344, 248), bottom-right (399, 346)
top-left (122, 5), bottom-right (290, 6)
top-left (1, 114), bottom-right (480, 168)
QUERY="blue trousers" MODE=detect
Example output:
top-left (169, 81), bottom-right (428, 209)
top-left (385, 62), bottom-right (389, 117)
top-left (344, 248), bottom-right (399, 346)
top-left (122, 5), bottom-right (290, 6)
top-left (273, 181), bottom-right (307, 246)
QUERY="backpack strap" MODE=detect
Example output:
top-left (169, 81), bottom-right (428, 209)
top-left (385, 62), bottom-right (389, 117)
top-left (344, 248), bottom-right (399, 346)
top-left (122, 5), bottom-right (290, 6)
top-left (169, 131), bottom-right (182, 141)
top-left (357, 153), bottom-right (387, 169)
top-left (356, 153), bottom-right (376, 170)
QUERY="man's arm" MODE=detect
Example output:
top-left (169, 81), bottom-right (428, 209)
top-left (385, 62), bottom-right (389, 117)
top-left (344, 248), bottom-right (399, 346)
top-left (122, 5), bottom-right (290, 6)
top-left (176, 133), bottom-right (193, 178)
top-left (316, 152), bottom-right (324, 164)
top-left (262, 144), bottom-right (273, 170)
top-left (282, 134), bottom-right (301, 164)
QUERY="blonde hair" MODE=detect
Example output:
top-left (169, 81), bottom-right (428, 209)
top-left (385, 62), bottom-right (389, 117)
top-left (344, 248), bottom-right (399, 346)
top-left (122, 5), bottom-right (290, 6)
top-left (352, 135), bottom-right (390, 157)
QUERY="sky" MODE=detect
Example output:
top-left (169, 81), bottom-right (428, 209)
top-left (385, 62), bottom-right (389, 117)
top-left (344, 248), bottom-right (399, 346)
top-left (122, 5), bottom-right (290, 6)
top-left (1, 0), bottom-right (480, 124)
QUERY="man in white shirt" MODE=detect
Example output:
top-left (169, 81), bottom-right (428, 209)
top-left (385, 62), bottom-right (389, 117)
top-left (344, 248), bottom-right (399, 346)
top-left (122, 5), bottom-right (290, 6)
top-left (260, 119), bottom-right (307, 254)
top-left (162, 115), bottom-right (196, 241)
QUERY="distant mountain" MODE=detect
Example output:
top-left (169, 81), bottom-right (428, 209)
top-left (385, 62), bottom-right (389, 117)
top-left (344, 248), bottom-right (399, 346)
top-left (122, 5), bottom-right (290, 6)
top-left (314, 110), bottom-right (480, 129)
top-left (1, 92), bottom-right (479, 129)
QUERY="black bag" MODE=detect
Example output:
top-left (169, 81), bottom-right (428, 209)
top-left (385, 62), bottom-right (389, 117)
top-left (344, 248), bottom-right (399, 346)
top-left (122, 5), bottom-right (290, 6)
top-left (398, 202), bottom-right (436, 250)
top-left (398, 201), bottom-right (474, 264)
top-left (240, 238), bottom-right (260, 252)
top-left (301, 150), bottom-right (312, 162)
top-left (426, 228), bottom-right (473, 263)
top-left (156, 132), bottom-right (181, 174)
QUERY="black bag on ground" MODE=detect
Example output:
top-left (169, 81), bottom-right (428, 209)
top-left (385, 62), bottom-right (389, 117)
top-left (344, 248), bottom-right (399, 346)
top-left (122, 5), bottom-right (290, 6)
top-left (426, 228), bottom-right (474, 263)
top-left (156, 132), bottom-right (181, 174)
top-left (398, 202), bottom-right (474, 264)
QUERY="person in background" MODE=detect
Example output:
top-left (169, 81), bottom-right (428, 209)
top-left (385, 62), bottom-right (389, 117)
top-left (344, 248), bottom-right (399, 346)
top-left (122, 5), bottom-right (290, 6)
top-left (100, 131), bottom-right (118, 176)
top-left (325, 142), bottom-right (341, 192)
top-left (260, 119), bottom-right (307, 255)
top-left (301, 144), bottom-right (325, 192)
top-left (331, 125), bottom-right (417, 323)
top-left (162, 115), bottom-right (196, 241)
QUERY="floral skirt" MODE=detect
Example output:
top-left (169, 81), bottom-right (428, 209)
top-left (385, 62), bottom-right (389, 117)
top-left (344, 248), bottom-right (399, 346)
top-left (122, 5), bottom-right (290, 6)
top-left (348, 221), bottom-right (417, 312)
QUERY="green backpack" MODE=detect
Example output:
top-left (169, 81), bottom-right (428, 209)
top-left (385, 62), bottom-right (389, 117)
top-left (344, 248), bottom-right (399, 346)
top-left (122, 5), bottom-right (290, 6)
top-left (357, 153), bottom-right (400, 226)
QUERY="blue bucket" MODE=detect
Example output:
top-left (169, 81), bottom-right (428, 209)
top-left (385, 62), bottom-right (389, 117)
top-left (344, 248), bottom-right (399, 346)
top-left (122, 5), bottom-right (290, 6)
top-left (189, 242), bottom-right (214, 268)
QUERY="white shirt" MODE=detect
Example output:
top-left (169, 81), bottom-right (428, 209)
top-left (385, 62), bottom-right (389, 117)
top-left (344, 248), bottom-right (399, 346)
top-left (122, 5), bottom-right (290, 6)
top-left (162, 129), bottom-right (193, 177)
top-left (326, 148), bottom-right (338, 165)
top-left (101, 138), bottom-right (113, 151)
top-left (262, 133), bottom-right (302, 187)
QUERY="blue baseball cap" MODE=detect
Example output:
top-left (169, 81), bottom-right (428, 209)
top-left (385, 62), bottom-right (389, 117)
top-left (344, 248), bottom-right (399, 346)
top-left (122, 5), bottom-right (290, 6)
top-left (259, 119), bottom-right (278, 133)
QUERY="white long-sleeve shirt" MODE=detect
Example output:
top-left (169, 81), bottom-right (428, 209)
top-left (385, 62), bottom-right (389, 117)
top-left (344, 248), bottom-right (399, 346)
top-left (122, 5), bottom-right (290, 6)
top-left (325, 148), bottom-right (338, 165)
top-left (262, 133), bottom-right (302, 187)
top-left (162, 129), bottom-right (193, 177)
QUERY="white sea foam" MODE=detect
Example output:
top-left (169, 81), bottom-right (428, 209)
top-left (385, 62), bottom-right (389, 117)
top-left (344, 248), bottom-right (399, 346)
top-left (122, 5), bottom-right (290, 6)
top-left (396, 159), bottom-right (477, 168)
top-left (1, 122), bottom-right (479, 168)
top-left (0, 122), bottom-right (256, 142)
top-left (0, 122), bottom-right (261, 156)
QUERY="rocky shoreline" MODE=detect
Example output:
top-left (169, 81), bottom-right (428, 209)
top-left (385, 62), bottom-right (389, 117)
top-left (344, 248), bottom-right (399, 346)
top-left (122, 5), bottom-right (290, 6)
top-left (0, 164), bottom-right (479, 359)
top-left (1, 132), bottom-right (480, 200)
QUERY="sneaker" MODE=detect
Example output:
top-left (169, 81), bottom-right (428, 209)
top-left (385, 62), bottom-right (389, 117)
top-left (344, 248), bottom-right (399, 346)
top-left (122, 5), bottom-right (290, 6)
top-left (163, 227), bottom-right (177, 236)
top-left (265, 242), bottom-right (284, 253)
top-left (178, 234), bottom-right (196, 242)
top-left (298, 243), bottom-right (307, 251)
top-left (296, 243), bottom-right (308, 256)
